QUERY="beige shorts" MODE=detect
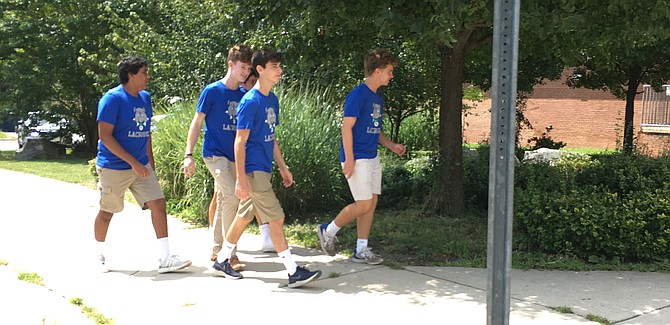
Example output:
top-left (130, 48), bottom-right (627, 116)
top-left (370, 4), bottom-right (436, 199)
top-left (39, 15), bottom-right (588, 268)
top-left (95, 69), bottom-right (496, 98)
top-left (96, 164), bottom-right (165, 213)
top-left (344, 156), bottom-right (382, 201)
top-left (236, 171), bottom-right (283, 223)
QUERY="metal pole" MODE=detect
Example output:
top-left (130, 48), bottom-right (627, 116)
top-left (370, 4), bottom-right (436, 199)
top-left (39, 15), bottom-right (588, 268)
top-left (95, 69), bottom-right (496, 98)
top-left (487, 0), bottom-right (520, 324)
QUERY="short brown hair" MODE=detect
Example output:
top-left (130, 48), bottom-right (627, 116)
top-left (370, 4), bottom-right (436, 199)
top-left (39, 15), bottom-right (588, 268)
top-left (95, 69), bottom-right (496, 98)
top-left (363, 48), bottom-right (397, 77)
top-left (228, 43), bottom-right (254, 64)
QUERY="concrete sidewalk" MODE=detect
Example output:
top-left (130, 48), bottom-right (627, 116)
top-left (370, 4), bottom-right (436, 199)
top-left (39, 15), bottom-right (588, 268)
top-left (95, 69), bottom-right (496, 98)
top-left (0, 168), bottom-right (668, 324)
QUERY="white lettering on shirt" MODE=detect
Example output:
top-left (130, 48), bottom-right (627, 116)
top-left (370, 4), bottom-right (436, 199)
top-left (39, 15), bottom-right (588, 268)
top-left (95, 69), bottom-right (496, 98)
top-left (127, 131), bottom-right (151, 138)
top-left (366, 127), bottom-right (381, 134)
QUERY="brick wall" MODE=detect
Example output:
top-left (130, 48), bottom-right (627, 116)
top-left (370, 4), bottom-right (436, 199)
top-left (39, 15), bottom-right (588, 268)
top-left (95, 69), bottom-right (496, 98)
top-left (637, 130), bottom-right (670, 156)
top-left (463, 73), bottom-right (645, 150)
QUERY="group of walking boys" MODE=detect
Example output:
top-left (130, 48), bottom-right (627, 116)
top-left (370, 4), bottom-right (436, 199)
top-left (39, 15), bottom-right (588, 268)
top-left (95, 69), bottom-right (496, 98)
top-left (92, 44), bottom-right (405, 288)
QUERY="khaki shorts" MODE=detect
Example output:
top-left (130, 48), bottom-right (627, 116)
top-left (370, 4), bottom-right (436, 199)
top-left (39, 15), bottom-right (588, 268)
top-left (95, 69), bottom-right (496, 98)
top-left (96, 164), bottom-right (165, 213)
top-left (344, 156), bottom-right (382, 201)
top-left (236, 171), bottom-right (283, 223)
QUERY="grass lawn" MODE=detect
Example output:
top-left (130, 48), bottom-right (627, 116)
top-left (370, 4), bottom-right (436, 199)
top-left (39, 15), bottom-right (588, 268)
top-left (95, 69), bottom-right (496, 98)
top-left (0, 150), bottom-right (97, 189)
top-left (1, 149), bottom-right (668, 272)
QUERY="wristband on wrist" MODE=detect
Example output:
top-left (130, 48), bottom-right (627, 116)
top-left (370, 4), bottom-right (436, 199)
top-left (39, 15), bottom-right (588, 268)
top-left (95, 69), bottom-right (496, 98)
top-left (184, 153), bottom-right (193, 158)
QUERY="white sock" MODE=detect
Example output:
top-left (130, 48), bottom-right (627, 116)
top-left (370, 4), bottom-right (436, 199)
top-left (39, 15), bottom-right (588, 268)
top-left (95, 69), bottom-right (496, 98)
top-left (217, 240), bottom-right (236, 263)
top-left (97, 241), bottom-right (106, 257)
top-left (260, 223), bottom-right (271, 244)
top-left (325, 221), bottom-right (341, 238)
top-left (278, 249), bottom-right (298, 275)
top-left (158, 237), bottom-right (170, 263)
top-left (356, 239), bottom-right (368, 254)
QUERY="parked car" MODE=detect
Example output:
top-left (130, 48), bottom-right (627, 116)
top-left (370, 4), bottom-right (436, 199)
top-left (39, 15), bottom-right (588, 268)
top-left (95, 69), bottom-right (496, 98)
top-left (15, 113), bottom-right (79, 148)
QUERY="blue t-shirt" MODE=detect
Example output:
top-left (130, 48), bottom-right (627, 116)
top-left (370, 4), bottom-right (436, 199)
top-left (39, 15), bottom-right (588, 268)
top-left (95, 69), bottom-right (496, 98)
top-left (197, 80), bottom-right (244, 161)
top-left (96, 85), bottom-right (152, 170)
top-left (236, 88), bottom-right (280, 174)
top-left (339, 83), bottom-right (384, 162)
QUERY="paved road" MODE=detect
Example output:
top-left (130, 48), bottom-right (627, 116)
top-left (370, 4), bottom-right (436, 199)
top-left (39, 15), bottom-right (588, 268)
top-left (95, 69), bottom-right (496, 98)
top-left (0, 132), bottom-right (18, 151)
top-left (0, 169), bottom-right (669, 324)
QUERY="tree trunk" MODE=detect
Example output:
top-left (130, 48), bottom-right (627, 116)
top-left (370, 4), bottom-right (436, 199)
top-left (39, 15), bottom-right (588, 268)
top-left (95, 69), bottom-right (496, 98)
top-left (392, 113), bottom-right (402, 144)
top-left (428, 43), bottom-right (465, 216)
top-left (623, 66), bottom-right (641, 155)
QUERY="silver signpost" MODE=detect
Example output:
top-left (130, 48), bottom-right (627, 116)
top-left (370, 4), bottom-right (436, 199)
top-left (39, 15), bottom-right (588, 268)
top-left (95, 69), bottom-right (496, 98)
top-left (487, 0), bottom-right (520, 324)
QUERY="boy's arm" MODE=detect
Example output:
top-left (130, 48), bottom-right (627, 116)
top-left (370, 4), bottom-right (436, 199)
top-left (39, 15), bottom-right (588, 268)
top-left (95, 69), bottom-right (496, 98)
top-left (98, 121), bottom-right (149, 177)
top-left (234, 129), bottom-right (251, 200)
top-left (273, 139), bottom-right (293, 187)
top-left (183, 112), bottom-right (206, 178)
top-left (147, 134), bottom-right (155, 171)
top-left (379, 131), bottom-right (406, 157)
top-left (341, 117), bottom-right (356, 179)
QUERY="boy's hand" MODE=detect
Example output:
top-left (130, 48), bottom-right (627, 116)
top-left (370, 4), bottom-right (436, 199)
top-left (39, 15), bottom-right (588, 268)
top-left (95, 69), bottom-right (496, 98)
top-left (391, 143), bottom-right (406, 157)
top-left (235, 178), bottom-right (250, 200)
top-left (342, 159), bottom-right (355, 179)
top-left (183, 157), bottom-right (195, 178)
top-left (279, 168), bottom-right (294, 187)
top-left (131, 161), bottom-right (150, 178)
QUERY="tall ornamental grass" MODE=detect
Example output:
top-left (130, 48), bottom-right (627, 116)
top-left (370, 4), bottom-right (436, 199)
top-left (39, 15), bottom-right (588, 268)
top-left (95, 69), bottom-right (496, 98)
top-left (152, 98), bottom-right (213, 225)
top-left (272, 83), bottom-right (349, 219)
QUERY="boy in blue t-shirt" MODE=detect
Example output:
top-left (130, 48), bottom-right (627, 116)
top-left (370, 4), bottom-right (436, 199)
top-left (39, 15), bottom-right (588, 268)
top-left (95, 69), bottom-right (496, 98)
top-left (95, 56), bottom-right (191, 273)
top-left (183, 44), bottom-right (270, 271)
top-left (211, 49), bottom-right (322, 288)
top-left (317, 49), bottom-right (406, 264)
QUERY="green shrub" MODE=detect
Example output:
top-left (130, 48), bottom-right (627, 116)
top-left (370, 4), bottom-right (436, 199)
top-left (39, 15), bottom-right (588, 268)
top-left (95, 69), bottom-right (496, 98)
top-left (378, 153), bottom-right (437, 209)
top-left (463, 145), bottom-right (491, 211)
top-left (152, 99), bottom-right (213, 225)
top-left (397, 111), bottom-right (438, 153)
top-left (514, 153), bottom-right (670, 262)
top-left (515, 187), bottom-right (670, 262)
top-left (270, 83), bottom-right (351, 219)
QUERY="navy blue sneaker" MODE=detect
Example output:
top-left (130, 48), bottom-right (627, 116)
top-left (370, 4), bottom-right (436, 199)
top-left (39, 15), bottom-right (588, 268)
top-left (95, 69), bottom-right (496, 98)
top-left (288, 266), bottom-right (322, 288)
top-left (212, 259), bottom-right (243, 279)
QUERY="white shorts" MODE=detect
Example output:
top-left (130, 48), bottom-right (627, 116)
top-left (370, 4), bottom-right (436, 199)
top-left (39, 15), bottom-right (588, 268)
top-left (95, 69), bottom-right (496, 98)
top-left (343, 156), bottom-right (382, 201)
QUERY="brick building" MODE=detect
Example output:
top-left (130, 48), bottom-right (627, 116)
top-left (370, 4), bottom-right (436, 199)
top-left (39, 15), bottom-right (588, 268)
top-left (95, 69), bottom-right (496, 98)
top-left (462, 72), bottom-right (670, 155)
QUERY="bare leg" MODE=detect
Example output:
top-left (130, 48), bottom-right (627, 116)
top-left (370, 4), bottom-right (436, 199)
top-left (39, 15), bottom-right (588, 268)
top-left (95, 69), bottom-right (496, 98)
top-left (356, 194), bottom-right (378, 239)
top-left (145, 198), bottom-right (168, 239)
top-left (94, 210), bottom-right (114, 242)
top-left (224, 214), bottom-right (253, 244)
top-left (333, 198), bottom-right (373, 228)
top-left (268, 218), bottom-right (288, 252)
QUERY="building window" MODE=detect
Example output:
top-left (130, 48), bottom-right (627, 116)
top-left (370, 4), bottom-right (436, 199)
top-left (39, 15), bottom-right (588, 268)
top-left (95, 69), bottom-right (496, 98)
top-left (641, 85), bottom-right (670, 133)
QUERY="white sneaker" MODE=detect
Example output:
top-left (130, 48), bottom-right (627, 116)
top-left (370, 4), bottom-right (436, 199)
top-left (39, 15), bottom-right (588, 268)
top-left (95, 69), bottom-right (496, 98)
top-left (158, 255), bottom-right (192, 274)
top-left (98, 254), bottom-right (109, 273)
top-left (351, 247), bottom-right (383, 265)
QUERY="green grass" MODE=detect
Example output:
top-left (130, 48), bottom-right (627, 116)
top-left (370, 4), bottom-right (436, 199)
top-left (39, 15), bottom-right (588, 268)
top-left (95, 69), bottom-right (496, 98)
top-left (585, 314), bottom-right (610, 324)
top-left (0, 132), bottom-right (10, 139)
top-left (560, 147), bottom-right (617, 155)
top-left (70, 298), bottom-right (115, 325)
top-left (0, 150), bottom-right (97, 189)
top-left (0, 260), bottom-right (8, 266)
top-left (550, 306), bottom-right (574, 314)
top-left (17, 271), bottom-right (44, 286)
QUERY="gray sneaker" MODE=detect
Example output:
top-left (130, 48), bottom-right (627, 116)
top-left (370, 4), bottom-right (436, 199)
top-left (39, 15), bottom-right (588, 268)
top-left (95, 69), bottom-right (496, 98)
top-left (158, 255), bottom-right (192, 274)
top-left (351, 247), bottom-right (383, 265)
top-left (316, 224), bottom-right (337, 256)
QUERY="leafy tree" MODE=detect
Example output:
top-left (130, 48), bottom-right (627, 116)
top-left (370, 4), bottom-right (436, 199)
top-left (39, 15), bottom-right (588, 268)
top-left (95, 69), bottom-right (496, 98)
top-left (557, 0), bottom-right (670, 155)
top-left (0, 0), bottom-right (238, 152)
top-left (0, 0), bottom-right (118, 152)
